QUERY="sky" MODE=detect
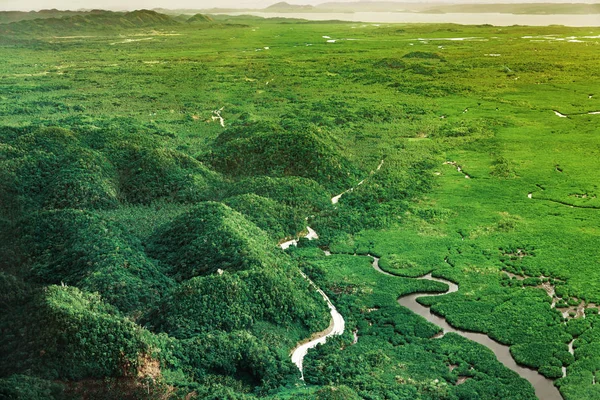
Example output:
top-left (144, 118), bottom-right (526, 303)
top-left (0, 0), bottom-right (596, 11)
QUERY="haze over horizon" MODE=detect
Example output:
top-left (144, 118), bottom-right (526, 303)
top-left (1, 0), bottom-right (598, 12)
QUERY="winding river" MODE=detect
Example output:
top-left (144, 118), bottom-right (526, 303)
top-left (371, 256), bottom-right (563, 400)
top-left (280, 158), bottom-right (562, 398)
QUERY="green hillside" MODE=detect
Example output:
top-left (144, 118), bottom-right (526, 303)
top-left (207, 120), bottom-right (361, 191)
top-left (0, 9), bottom-right (179, 35)
top-left (186, 13), bottom-right (214, 23)
top-left (0, 9), bottom-right (89, 24)
top-left (1, 10), bottom-right (599, 400)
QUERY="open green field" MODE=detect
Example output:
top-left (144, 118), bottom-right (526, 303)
top-left (1, 10), bottom-right (600, 400)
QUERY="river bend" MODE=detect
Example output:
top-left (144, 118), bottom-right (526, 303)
top-left (371, 256), bottom-right (563, 400)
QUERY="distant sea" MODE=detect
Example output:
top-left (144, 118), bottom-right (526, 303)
top-left (216, 12), bottom-right (600, 27)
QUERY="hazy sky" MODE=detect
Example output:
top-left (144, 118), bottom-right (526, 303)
top-left (0, 0), bottom-right (596, 11)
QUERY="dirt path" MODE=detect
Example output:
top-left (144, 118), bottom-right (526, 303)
top-left (331, 159), bottom-right (384, 204)
top-left (280, 228), bottom-right (345, 379)
top-left (289, 270), bottom-right (345, 378)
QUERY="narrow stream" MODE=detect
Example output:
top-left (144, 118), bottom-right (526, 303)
top-left (371, 256), bottom-right (563, 400)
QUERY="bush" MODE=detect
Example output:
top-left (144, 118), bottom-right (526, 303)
top-left (403, 51), bottom-right (445, 60)
top-left (226, 175), bottom-right (331, 212)
top-left (182, 330), bottom-right (297, 389)
top-left (0, 286), bottom-right (152, 380)
top-left (0, 127), bottom-right (119, 217)
top-left (111, 144), bottom-right (220, 205)
top-left (0, 375), bottom-right (66, 400)
top-left (147, 268), bottom-right (328, 339)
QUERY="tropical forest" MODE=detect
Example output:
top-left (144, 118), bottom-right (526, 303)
top-left (0, 6), bottom-right (599, 400)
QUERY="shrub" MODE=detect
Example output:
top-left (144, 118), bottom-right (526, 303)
top-left (112, 145), bottom-right (220, 205)
top-left (0, 127), bottom-right (119, 217)
top-left (0, 375), bottom-right (66, 400)
top-left (226, 175), bottom-right (331, 212)
top-left (0, 286), bottom-right (152, 380)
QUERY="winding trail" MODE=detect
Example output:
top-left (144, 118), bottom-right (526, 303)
top-left (289, 270), bottom-right (345, 379)
top-left (443, 161), bottom-right (471, 179)
top-left (332, 159), bottom-right (384, 204)
top-left (285, 158), bottom-right (388, 377)
top-left (553, 109), bottom-right (600, 118)
top-left (211, 107), bottom-right (225, 127)
top-left (371, 256), bottom-right (563, 400)
top-left (280, 228), bottom-right (345, 379)
top-left (563, 340), bottom-right (575, 378)
top-left (532, 196), bottom-right (600, 210)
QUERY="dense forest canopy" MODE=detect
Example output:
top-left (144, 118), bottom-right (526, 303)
top-left (1, 9), bottom-right (599, 400)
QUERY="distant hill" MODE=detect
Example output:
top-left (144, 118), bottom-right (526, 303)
top-left (186, 13), bottom-right (214, 23)
top-left (122, 9), bottom-right (179, 26)
top-left (0, 9), bottom-right (89, 24)
top-left (256, 1), bottom-right (600, 14)
top-left (207, 121), bottom-right (360, 192)
top-left (265, 2), bottom-right (316, 12)
top-left (0, 9), bottom-right (179, 36)
top-left (421, 3), bottom-right (600, 14)
top-left (315, 1), bottom-right (443, 12)
top-left (128, 3), bottom-right (600, 16)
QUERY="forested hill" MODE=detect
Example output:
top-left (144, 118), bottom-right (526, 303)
top-left (0, 10), bottom-right (179, 35)
top-left (0, 9), bottom-right (90, 24)
top-left (1, 10), bottom-right (600, 400)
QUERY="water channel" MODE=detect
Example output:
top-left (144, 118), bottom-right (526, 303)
top-left (371, 256), bottom-right (563, 400)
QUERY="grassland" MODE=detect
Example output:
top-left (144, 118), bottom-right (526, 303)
top-left (0, 10), bottom-right (599, 400)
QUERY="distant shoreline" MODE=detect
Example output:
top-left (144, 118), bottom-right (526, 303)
top-left (210, 11), bottom-right (600, 27)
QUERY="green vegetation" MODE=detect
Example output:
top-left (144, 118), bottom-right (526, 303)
top-left (0, 9), bottom-right (178, 35)
top-left (6, 209), bottom-right (173, 313)
top-left (226, 176), bottom-right (332, 213)
top-left (292, 250), bottom-right (536, 400)
top-left (147, 201), bottom-right (287, 278)
top-left (186, 13), bottom-right (213, 24)
top-left (1, 10), bottom-right (599, 400)
top-left (207, 119), bottom-right (360, 191)
top-left (0, 285), bottom-right (153, 380)
top-left (223, 193), bottom-right (305, 239)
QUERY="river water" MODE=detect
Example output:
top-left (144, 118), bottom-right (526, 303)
top-left (372, 256), bottom-right (563, 400)
top-left (217, 12), bottom-right (600, 27)
top-left (281, 155), bottom-right (563, 397)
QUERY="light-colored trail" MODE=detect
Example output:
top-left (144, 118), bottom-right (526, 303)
top-left (553, 109), bottom-right (600, 117)
top-left (285, 158), bottom-right (387, 376)
top-left (280, 227), bottom-right (345, 379)
top-left (332, 159), bottom-right (384, 204)
top-left (289, 270), bottom-right (345, 378)
top-left (211, 107), bottom-right (225, 127)
top-left (562, 340), bottom-right (575, 378)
